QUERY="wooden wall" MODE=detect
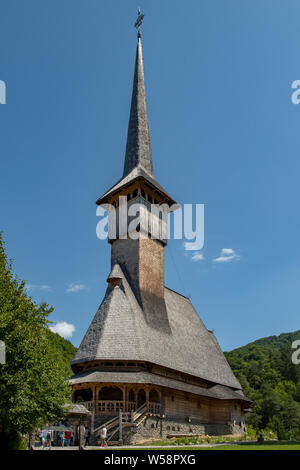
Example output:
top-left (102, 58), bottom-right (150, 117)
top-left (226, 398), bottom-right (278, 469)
top-left (163, 389), bottom-right (241, 425)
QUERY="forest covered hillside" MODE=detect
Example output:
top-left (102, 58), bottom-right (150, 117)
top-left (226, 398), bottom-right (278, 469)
top-left (45, 329), bottom-right (77, 377)
top-left (225, 331), bottom-right (300, 438)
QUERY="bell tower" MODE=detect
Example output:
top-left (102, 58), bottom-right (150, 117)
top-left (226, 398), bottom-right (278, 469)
top-left (96, 21), bottom-right (178, 331)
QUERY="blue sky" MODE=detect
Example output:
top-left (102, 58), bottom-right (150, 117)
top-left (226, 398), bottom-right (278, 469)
top-left (1, 0), bottom-right (300, 350)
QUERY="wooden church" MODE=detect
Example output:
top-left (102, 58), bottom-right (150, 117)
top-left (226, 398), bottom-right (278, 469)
top-left (70, 17), bottom-right (251, 444)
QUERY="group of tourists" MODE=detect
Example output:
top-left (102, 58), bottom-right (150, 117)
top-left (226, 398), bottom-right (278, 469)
top-left (38, 423), bottom-right (91, 449)
top-left (39, 428), bottom-right (74, 449)
top-left (37, 423), bottom-right (108, 449)
top-left (39, 427), bottom-right (53, 449)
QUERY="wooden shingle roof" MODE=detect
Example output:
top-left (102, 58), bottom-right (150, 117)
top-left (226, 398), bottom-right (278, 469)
top-left (70, 370), bottom-right (251, 403)
top-left (71, 264), bottom-right (242, 391)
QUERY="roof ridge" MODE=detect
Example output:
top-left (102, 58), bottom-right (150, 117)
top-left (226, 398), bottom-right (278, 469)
top-left (164, 285), bottom-right (190, 301)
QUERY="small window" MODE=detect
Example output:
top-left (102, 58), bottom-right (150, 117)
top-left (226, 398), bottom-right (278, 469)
top-left (166, 426), bottom-right (170, 431)
top-left (177, 426), bottom-right (180, 431)
top-left (141, 189), bottom-right (146, 198)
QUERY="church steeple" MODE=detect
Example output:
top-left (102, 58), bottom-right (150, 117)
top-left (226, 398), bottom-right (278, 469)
top-left (123, 31), bottom-right (153, 177)
top-left (96, 10), bottom-right (177, 208)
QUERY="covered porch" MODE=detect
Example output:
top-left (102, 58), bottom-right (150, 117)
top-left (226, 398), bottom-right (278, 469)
top-left (72, 383), bottom-right (162, 416)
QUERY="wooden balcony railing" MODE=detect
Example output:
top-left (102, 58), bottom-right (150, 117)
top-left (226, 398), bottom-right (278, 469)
top-left (77, 400), bottom-right (137, 415)
top-left (78, 400), bottom-right (161, 416)
top-left (81, 401), bottom-right (94, 412)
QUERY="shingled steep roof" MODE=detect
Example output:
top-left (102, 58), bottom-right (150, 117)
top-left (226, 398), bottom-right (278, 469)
top-left (123, 36), bottom-right (153, 178)
top-left (71, 265), bottom-right (242, 391)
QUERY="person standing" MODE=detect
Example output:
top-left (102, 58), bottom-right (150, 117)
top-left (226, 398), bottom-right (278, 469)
top-left (65, 430), bottom-right (71, 446)
top-left (60, 430), bottom-right (65, 447)
top-left (41, 428), bottom-right (48, 449)
top-left (46, 428), bottom-right (53, 450)
top-left (84, 426), bottom-right (90, 447)
top-left (100, 426), bottom-right (107, 448)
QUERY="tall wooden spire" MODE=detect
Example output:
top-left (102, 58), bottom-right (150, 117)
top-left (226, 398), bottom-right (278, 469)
top-left (123, 35), bottom-right (154, 178)
top-left (96, 11), bottom-right (177, 208)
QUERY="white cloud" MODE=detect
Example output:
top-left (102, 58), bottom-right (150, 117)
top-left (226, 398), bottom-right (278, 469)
top-left (192, 252), bottom-right (205, 262)
top-left (27, 284), bottom-right (52, 292)
top-left (49, 321), bottom-right (75, 339)
top-left (213, 248), bottom-right (241, 263)
top-left (183, 243), bottom-right (205, 261)
top-left (220, 248), bottom-right (234, 256)
top-left (213, 255), bottom-right (236, 263)
top-left (66, 283), bottom-right (88, 293)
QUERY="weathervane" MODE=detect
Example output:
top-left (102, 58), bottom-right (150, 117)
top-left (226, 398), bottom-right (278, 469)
top-left (134, 7), bottom-right (144, 37)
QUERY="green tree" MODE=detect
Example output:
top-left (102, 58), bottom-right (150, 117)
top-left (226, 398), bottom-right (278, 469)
top-left (278, 345), bottom-right (300, 384)
top-left (260, 383), bottom-right (281, 428)
top-left (280, 397), bottom-right (300, 439)
top-left (0, 234), bottom-right (71, 449)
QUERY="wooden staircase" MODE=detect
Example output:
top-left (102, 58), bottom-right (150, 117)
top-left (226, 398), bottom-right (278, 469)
top-left (93, 403), bottom-right (148, 445)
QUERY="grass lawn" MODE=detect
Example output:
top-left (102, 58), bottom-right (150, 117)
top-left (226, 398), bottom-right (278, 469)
top-left (115, 441), bottom-right (300, 451)
top-left (205, 443), bottom-right (300, 450)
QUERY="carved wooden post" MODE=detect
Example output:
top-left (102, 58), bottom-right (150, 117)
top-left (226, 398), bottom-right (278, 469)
top-left (123, 385), bottom-right (127, 412)
top-left (91, 385), bottom-right (96, 434)
top-left (119, 411), bottom-right (123, 443)
top-left (79, 417), bottom-right (84, 450)
top-left (158, 389), bottom-right (162, 414)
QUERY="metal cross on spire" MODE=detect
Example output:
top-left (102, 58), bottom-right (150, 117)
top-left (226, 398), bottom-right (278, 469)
top-left (134, 7), bottom-right (144, 38)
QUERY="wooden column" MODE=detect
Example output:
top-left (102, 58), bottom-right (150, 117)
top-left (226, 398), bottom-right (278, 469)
top-left (122, 385), bottom-right (126, 412)
top-left (119, 411), bottom-right (123, 443)
top-left (79, 417), bottom-right (85, 450)
top-left (91, 385), bottom-right (96, 433)
top-left (124, 385), bottom-right (128, 412)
